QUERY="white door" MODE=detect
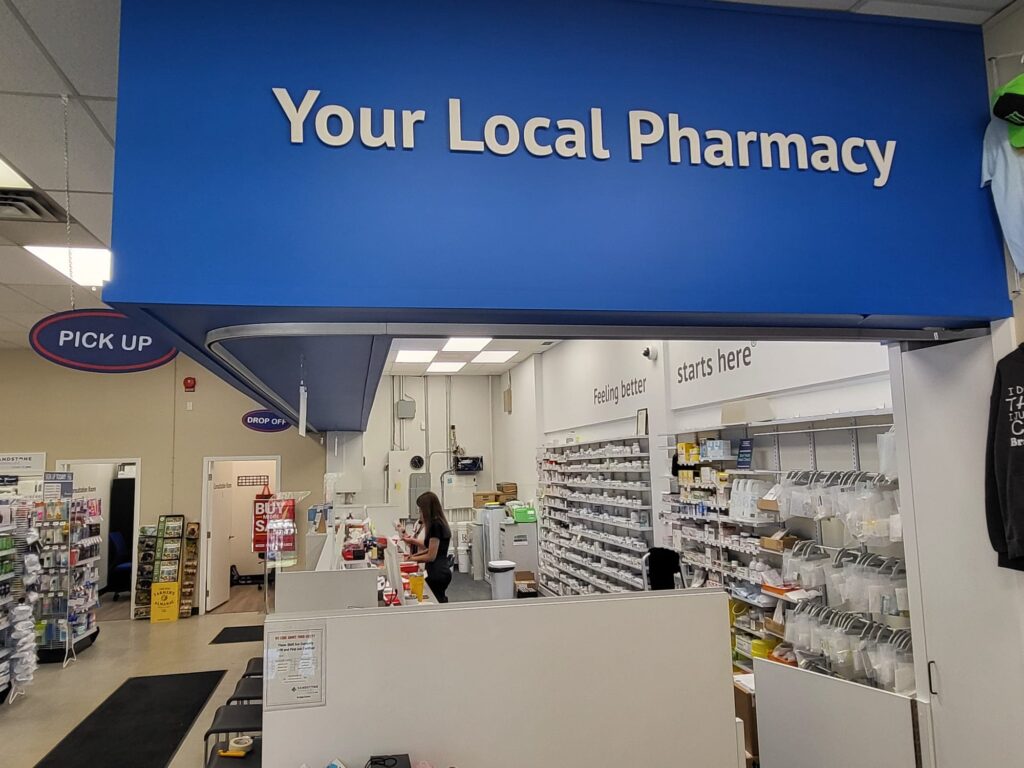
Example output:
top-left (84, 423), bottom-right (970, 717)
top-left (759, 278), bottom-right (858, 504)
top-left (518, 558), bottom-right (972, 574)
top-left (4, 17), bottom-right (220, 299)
top-left (893, 336), bottom-right (1024, 768)
top-left (205, 462), bottom-right (232, 611)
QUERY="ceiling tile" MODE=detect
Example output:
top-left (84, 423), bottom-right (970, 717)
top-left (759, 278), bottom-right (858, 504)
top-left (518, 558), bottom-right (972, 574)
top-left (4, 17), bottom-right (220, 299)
top-left (0, 216), bottom-right (103, 249)
top-left (0, 314), bottom-right (28, 334)
top-left (7, 283), bottom-right (106, 312)
top-left (0, 309), bottom-right (50, 328)
top-left (41, 191), bottom-right (113, 246)
top-left (0, 284), bottom-right (49, 313)
top-left (0, 244), bottom-right (73, 285)
top-left (855, 1), bottom-right (992, 23)
top-left (389, 363), bottom-right (430, 376)
top-left (85, 98), bottom-right (116, 139)
top-left (0, 93), bottom-right (113, 193)
top-left (12, 0), bottom-right (120, 99)
top-left (0, 331), bottom-right (30, 348)
top-left (0, 2), bottom-right (67, 94)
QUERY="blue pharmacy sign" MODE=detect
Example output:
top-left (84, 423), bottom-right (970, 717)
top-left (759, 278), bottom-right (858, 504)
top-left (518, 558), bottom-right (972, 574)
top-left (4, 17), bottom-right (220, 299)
top-left (242, 409), bottom-right (290, 432)
top-left (29, 309), bottom-right (177, 373)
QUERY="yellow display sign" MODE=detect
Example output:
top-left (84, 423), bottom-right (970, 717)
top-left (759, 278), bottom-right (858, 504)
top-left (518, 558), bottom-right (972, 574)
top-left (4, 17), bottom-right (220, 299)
top-left (150, 582), bottom-right (180, 623)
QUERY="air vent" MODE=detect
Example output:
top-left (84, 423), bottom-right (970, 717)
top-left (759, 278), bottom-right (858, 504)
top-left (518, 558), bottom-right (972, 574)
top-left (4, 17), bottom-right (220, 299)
top-left (541, 341), bottom-right (556, 346)
top-left (0, 188), bottom-right (65, 222)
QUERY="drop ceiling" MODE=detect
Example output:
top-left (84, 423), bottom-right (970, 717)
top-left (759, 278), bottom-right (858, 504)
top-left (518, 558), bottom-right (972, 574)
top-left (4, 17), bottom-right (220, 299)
top-left (384, 338), bottom-right (560, 376)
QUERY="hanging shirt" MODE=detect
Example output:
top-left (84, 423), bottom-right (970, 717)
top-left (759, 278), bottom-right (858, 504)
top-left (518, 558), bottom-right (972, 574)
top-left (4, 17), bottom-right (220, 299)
top-left (985, 345), bottom-right (1024, 571)
top-left (982, 117), bottom-right (1024, 274)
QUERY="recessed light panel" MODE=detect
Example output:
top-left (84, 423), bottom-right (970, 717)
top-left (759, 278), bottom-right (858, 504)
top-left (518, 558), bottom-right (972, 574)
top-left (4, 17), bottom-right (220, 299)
top-left (0, 157), bottom-right (31, 189)
top-left (443, 337), bottom-right (492, 352)
top-left (395, 349), bottom-right (437, 363)
top-left (25, 246), bottom-right (112, 287)
top-left (427, 361), bottom-right (466, 373)
top-left (472, 350), bottom-right (516, 364)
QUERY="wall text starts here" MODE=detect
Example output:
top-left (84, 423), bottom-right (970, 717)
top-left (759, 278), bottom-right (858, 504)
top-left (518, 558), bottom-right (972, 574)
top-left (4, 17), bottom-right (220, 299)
top-left (272, 91), bottom-right (897, 188)
top-left (677, 344), bottom-right (753, 383)
top-left (595, 377), bottom-right (647, 406)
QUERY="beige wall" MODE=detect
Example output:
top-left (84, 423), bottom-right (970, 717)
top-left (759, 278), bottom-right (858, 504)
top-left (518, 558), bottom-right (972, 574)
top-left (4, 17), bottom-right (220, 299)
top-left (0, 351), bottom-right (325, 561)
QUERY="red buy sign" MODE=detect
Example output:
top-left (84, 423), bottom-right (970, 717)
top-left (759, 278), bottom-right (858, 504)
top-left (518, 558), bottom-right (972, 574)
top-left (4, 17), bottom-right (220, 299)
top-left (252, 498), bottom-right (296, 554)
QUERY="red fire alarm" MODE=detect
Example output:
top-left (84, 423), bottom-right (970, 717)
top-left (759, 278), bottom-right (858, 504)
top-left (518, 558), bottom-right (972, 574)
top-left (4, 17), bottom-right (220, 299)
top-left (183, 376), bottom-right (196, 393)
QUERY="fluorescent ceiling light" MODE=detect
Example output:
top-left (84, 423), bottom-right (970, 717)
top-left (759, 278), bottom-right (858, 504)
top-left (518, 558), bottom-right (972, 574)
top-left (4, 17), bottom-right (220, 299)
top-left (0, 157), bottom-right (30, 189)
top-left (25, 246), bottom-right (111, 287)
top-left (443, 337), bottom-right (492, 352)
top-left (427, 361), bottom-right (466, 373)
top-left (395, 349), bottom-right (437, 363)
top-left (472, 350), bottom-right (517, 364)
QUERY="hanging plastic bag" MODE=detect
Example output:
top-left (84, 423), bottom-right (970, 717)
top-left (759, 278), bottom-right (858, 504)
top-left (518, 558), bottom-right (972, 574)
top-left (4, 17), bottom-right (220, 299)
top-left (878, 428), bottom-right (898, 480)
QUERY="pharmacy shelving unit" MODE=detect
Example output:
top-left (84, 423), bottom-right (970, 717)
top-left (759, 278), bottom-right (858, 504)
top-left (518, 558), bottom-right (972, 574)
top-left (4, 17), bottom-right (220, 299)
top-left (537, 435), bottom-right (653, 597)
top-left (0, 497), bottom-right (40, 704)
top-left (36, 498), bottom-right (102, 665)
top-left (658, 410), bottom-right (901, 674)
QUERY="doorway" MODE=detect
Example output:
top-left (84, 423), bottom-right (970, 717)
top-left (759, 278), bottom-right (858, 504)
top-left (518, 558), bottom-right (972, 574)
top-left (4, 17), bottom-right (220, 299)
top-left (200, 456), bottom-right (281, 615)
top-left (55, 458), bottom-right (141, 622)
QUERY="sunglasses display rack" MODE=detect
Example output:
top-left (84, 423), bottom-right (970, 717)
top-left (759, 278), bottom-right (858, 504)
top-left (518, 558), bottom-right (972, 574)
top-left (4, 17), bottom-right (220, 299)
top-left (132, 525), bottom-right (157, 619)
top-left (34, 497), bottom-right (103, 665)
top-left (0, 496), bottom-right (40, 705)
top-left (536, 435), bottom-right (652, 597)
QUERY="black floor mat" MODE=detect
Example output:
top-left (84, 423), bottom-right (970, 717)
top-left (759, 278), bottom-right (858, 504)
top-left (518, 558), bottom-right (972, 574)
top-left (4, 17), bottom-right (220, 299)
top-left (34, 670), bottom-right (225, 768)
top-left (210, 624), bottom-right (264, 644)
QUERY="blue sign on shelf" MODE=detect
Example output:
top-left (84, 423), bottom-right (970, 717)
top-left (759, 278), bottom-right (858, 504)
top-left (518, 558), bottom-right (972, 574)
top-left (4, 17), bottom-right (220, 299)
top-left (29, 309), bottom-right (177, 373)
top-left (243, 409), bottom-right (290, 433)
top-left (737, 439), bottom-right (754, 470)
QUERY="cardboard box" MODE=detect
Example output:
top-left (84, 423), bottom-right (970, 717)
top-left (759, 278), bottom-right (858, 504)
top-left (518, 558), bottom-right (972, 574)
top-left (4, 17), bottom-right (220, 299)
top-left (515, 570), bottom-right (536, 584)
top-left (497, 493), bottom-right (516, 504)
top-left (759, 535), bottom-right (799, 552)
top-left (764, 618), bottom-right (786, 638)
top-left (497, 482), bottom-right (519, 495)
top-left (473, 492), bottom-right (500, 507)
top-left (734, 684), bottom-right (759, 759)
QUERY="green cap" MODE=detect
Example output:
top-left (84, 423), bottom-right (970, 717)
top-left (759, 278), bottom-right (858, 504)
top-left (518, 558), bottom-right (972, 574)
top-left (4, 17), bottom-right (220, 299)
top-left (993, 73), bottom-right (1024, 148)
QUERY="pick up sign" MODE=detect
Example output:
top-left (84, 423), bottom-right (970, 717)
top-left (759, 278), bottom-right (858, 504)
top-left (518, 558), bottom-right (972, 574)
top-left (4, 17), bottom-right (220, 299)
top-left (30, 309), bottom-right (177, 373)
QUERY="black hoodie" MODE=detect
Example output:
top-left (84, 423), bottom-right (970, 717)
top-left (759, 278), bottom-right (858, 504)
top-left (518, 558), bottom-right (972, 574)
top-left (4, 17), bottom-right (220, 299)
top-left (985, 346), bottom-right (1024, 571)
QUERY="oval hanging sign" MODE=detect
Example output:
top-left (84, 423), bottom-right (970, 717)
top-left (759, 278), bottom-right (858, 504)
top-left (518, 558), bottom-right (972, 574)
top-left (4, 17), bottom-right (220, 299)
top-left (29, 309), bottom-right (177, 373)
top-left (243, 409), bottom-right (290, 432)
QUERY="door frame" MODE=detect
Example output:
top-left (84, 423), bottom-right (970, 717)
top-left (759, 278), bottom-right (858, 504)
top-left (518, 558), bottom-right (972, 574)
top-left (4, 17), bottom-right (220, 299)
top-left (199, 455), bottom-right (282, 615)
top-left (55, 457), bottom-right (143, 616)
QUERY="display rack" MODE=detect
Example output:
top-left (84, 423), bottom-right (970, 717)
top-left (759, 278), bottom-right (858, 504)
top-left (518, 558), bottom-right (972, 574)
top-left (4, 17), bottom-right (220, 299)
top-left (133, 525), bottom-right (157, 619)
top-left (658, 412), bottom-right (909, 689)
top-left (536, 435), bottom-right (653, 597)
top-left (0, 497), bottom-right (40, 704)
top-left (36, 495), bottom-right (102, 665)
top-left (178, 522), bottom-right (200, 618)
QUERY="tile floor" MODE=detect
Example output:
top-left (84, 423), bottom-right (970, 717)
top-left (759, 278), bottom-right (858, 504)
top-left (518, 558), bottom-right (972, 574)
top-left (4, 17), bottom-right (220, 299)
top-left (3, 611), bottom-right (264, 768)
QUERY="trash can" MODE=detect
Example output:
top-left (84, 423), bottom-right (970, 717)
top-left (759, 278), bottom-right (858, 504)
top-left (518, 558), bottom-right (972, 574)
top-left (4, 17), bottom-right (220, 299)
top-left (457, 546), bottom-right (471, 573)
top-left (487, 560), bottom-right (516, 600)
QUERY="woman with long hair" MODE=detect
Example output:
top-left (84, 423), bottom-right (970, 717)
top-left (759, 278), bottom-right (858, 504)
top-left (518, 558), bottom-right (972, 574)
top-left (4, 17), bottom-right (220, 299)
top-left (403, 491), bottom-right (453, 602)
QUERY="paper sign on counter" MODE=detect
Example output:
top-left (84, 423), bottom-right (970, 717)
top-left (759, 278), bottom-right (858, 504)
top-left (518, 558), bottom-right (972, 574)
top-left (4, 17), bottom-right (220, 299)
top-left (265, 626), bottom-right (326, 709)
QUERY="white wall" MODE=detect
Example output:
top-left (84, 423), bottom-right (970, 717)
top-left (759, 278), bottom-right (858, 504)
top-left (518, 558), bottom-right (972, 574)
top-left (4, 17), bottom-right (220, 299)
top-left (355, 375), bottom-right (496, 507)
top-left (491, 355), bottom-right (543, 502)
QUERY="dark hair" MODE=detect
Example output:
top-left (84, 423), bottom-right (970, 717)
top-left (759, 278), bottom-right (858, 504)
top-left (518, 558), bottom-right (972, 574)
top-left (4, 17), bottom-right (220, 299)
top-left (416, 491), bottom-right (450, 535)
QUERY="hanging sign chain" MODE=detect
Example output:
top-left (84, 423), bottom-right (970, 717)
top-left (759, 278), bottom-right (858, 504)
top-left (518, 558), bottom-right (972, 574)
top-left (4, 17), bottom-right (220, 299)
top-left (61, 94), bottom-right (75, 311)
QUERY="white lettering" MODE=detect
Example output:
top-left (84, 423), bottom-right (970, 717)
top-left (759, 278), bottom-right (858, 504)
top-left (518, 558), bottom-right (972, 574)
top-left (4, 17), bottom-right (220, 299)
top-left (58, 330), bottom-right (74, 347)
top-left (554, 119), bottom-right (587, 159)
top-left (272, 88), bottom-right (320, 143)
top-left (523, 117), bottom-right (553, 157)
top-left (484, 114), bottom-right (520, 156)
top-left (810, 136), bottom-right (839, 172)
top-left (841, 137), bottom-right (868, 175)
top-left (448, 98), bottom-right (484, 153)
top-left (760, 132), bottom-right (809, 170)
top-left (668, 114), bottom-right (701, 165)
top-left (629, 110), bottom-right (664, 161)
top-left (359, 107), bottom-right (396, 149)
top-left (315, 104), bottom-right (354, 147)
top-left (866, 139), bottom-right (897, 188)
top-left (737, 131), bottom-right (758, 168)
top-left (401, 109), bottom-right (426, 150)
top-left (703, 129), bottom-right (734, 168)
top-left (590, 108), bottom-right (610, 160)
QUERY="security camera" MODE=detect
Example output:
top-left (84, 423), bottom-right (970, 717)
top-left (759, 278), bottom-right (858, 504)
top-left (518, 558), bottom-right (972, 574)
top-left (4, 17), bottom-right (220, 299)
top-left (642, 346), bottom-right (658, 361)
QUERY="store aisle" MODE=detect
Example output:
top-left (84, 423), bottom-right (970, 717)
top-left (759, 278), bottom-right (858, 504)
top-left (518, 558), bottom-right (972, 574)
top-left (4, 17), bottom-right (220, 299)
top-left (448, 571), bottom-right (492, 602)
top-left (209, 584), bottom-right (274, 614)
top-left (3, 612), bottom-right (263, 768)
